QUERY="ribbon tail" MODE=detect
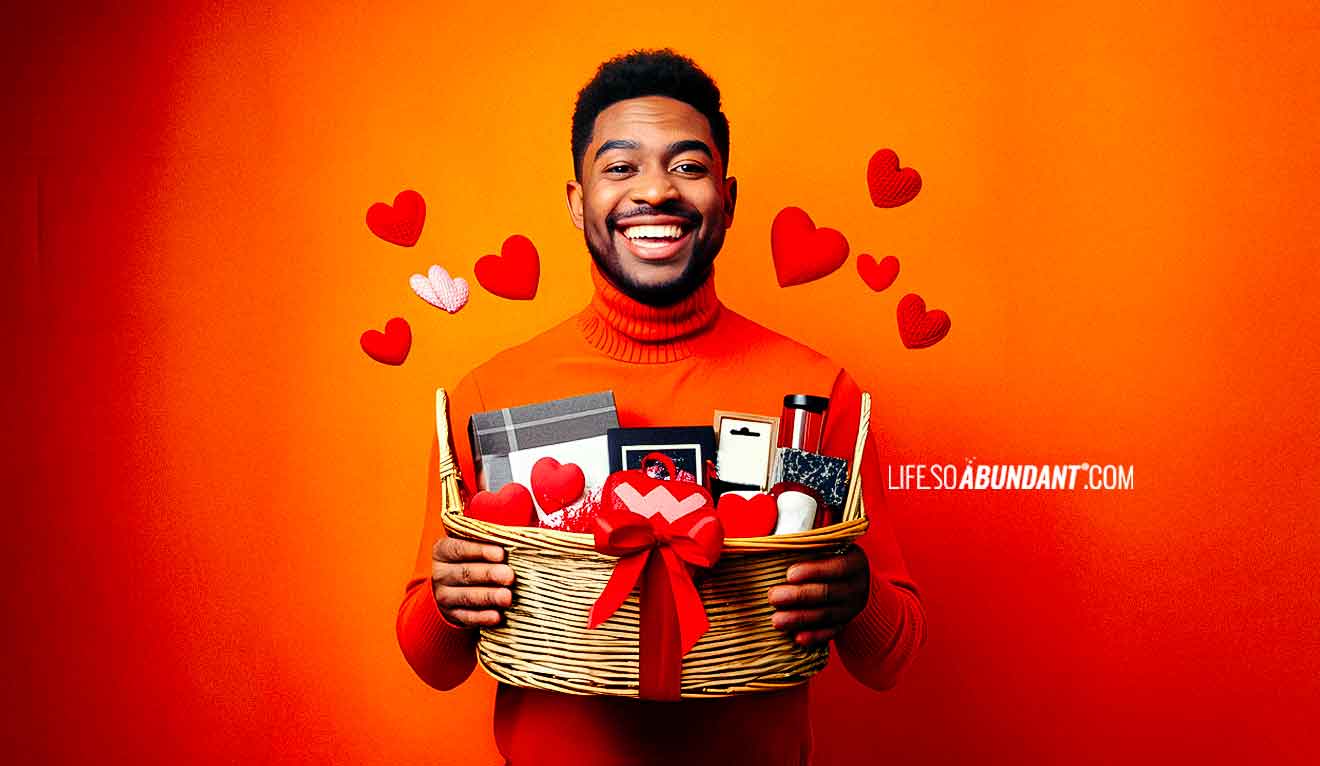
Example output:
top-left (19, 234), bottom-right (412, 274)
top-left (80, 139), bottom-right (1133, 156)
top-left (662, 546), bottom-right (711, 656)
top-left (588, 551), bottom-right (649, 629)
top-left (639, 551), bottom-right (683, 701)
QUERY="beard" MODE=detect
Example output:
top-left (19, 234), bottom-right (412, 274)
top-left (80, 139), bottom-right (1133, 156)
top-left (584, 208), bottom-right (727, 307)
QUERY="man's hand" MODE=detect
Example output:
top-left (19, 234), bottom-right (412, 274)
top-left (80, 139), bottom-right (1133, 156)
top-left (768, 545), bottom-right (870, 647)
top-left (431, 536), bottom-right (515, 628)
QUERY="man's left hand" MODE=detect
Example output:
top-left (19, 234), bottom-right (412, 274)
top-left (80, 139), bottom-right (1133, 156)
top-left (767, 545), bottom-right (870, 647)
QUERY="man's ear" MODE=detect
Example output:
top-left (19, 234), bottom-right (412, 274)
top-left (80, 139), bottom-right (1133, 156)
top-left (723, 176), bottom-right (738, 228)
top-left (566, 180), bottom-right (585, 230)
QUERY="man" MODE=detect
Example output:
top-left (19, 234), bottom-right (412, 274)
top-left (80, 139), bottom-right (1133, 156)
top-left (397, 49), bottom-right (925, 765)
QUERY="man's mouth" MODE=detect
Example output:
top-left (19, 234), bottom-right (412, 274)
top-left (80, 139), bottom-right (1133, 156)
top-left (615, 221), bottom-right (696, 262)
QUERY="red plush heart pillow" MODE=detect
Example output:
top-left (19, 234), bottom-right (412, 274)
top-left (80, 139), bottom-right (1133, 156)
top-left (716, 492), bottom-right (778, 537)
top-left (466, 483), bottom-right (535, 526)
top-left (530, 457), bottom-right (585, 512)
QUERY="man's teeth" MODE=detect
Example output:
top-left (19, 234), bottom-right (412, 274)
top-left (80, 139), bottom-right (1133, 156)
top-left (622, 224), bottom-right (685, 241)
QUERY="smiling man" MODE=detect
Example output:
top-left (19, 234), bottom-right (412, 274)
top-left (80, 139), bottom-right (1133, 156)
top-left (397, 49), bottom-right (926, 765)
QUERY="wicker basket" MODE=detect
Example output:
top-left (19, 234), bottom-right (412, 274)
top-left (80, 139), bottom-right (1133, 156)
top-left (436, 388), bottom-right (871, 699)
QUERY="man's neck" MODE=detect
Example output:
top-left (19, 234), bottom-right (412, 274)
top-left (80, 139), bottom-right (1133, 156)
top-left (577, 262), bottom-right (722, 363)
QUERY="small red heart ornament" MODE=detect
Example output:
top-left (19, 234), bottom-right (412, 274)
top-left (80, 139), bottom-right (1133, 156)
top-left (771, 206), bottom-right (850, 287)
top-left (857, 254), bottom-right (900, 292)
top-left (359, 317), bottom-right (411, 365)
top-left (602, 453), bottom-right (714, 523)
top-left (716, 493), bottom-right (778, 538)
top-left (530, 457), bottom-right (586, 513)
top-left (896, 292), bottom-right (951, 349)
top-left (366, 190), bottom-right (426, 246)
top-left (475, 234), bottom-right (540, 300)
top-left (467, 482), bottom-right (536, 526)
top-left (866, 149), bottom-right (922, 208)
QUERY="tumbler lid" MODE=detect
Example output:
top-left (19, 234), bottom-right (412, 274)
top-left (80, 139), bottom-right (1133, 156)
top-left (782, 394), bottom-right (830, 413)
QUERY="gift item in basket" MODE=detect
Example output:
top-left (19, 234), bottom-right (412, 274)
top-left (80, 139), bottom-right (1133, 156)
top-left (465, 482), bottom-right (536, 526)
top-left (772, 448), bottom-right (850, 519)
top-left (607, 426), bottom-right (716, 484)
top-left (715, 491), bottom-right (778, 537)
top-left (468, 391), bottom-right (618, 492)
top-left (713, 411), bottom-right (780, 490)
top-left (768, 482), bottom-right (821, 534)
top-left (602, 452), bottom-right (715, 522)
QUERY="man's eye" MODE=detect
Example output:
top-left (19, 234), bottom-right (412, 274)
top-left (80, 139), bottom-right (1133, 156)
top-left (605, 165), bottom-right (634, 175)
top-left (674, 163), bottom-right (706, 174)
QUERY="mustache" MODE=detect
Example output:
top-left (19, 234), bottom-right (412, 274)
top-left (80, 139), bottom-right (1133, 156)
top-left (607, 204), bottom-right (701, 228)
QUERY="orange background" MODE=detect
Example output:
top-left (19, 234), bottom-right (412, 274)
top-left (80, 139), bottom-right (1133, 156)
top-left (8, 1), bottom-right (1319, 763)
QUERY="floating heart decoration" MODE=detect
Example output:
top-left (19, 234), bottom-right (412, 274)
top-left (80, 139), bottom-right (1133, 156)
top-left (602, 453), bottom-right (714, 523)
top-left (467, 483), bottom-right (535, 526)
top-left (474, 234), bottom-right (540, 300)
top-left (866, 149), bottom-right (922, 208)
top-left (716, 493), bottom-right (778, 538)
top-left (410, 265), bottom-right (470, 314)
top-left (359, 317), bottom-right (411, 365)
top-left (897, 292), bottom-right (951, 349)
top-left (771, 206), bottom-right (850, 287)
top-left (366, 189), bottom-right (426, 246)
top-left (857, 254), bottom-right (900, 292)
top-left (530, 457), bottom-right (586, 513)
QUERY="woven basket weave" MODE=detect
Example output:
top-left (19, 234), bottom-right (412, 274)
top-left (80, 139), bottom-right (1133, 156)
top-left (437, 388), bottom-right (871, 698)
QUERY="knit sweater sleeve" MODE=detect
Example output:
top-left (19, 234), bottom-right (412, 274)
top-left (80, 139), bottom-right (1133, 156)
top-left (823, 369), bottom-right (928, 691)
top-left (395, 373), bottom-right (487, 691)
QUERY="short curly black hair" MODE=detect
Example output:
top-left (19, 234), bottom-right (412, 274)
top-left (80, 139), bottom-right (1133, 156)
top-left (571, 49), bottom-right (730, 182)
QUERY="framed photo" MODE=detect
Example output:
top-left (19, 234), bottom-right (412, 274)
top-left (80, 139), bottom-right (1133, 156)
top-left (712, 411), bottom-right (781, 490)
top-left (607, 426), bottom-right (716, 484)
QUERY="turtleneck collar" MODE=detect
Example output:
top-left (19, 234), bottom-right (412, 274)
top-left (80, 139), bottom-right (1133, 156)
top-left (577, 262), bottom-right (722, 363)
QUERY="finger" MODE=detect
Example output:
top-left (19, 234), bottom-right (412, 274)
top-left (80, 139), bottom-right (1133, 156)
top-left (443, 608), bottom-right (503, 628)
top-left (434, 585), bottom-right (513, 610)
top-left (793, 627), bottom-right (839, 647)
top-left (434, 536), bottom-right (505, 564)
top-left (786, 550), bottom-right (864, 583)
top-left (771, 606), bottom-right (854, 633)
top-left (768, 582), bottom-right (856, 607)
top-left (434, 561), bottom-right (516, 587)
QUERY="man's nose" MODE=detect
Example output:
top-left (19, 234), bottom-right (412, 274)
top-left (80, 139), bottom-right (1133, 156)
top-left (629, 165), bottom-right (680, 206)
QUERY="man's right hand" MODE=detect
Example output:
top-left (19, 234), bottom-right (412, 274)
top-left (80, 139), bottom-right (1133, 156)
top-left (431, 536), bottom-right (515, 628)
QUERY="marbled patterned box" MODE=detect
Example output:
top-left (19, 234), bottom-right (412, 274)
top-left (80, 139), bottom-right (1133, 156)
top-left (771, 448), bottom-right (850, 513)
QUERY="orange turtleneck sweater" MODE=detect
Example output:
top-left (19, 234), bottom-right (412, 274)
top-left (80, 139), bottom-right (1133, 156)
top-left (397, 265), bottom-right (926, 765)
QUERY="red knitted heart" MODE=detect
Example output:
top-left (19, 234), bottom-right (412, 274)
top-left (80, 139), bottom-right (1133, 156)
top-left (359, 317), bottom-right (411, 365)
top-left (475, 234), bottom-right (540, 300)
top-left (530, 457), bottom-right (586, 513)
top-left (716, 493), bottom-right (778, 538)
top-left (467, 483), bottom-right (536, 526)
top-left (857, 254), bottom-right (900, 292)
top-left (771, 206), bottom-right (850, 287)
top-left (366, 190), bottom-right (426, 246)
top-left (897, 293), bottom-right (951, 349)
top-left (867, 149), bottom-right (921, 208)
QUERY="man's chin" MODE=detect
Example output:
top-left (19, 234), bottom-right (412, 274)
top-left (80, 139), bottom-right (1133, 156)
top-left (592, 251), bottom-right (708, 307)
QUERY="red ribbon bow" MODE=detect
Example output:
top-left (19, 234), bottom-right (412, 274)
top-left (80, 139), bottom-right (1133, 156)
top-left (588, 507), bottom-right (724, 700)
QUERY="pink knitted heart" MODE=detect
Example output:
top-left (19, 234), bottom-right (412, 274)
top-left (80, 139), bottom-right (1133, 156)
top-left (410, 265), bottom-right (469, 314)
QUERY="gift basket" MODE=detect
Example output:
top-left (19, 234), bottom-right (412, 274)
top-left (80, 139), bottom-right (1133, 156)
top-left (436, 387), bottom-right (872, 700)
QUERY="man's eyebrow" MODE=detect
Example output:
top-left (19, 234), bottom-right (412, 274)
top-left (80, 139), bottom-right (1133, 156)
top-left (592, 138), bottom-right (715, 162)
top-left (666, 139), bottom-right (714, 160)
top-left (594, 139), bottom-right (640, 160)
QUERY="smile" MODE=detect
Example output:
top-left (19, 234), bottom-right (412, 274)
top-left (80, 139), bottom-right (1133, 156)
top-left (616, 223), bottom-right (695, 262)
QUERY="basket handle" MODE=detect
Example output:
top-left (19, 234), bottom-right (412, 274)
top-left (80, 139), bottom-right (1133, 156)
top-left (435, 388), bottom-right (459, 483)
top-left (840, 392), bottom-right (871, 524)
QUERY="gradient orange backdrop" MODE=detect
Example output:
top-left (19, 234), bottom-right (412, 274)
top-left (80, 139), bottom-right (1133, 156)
top-left (8, 1), bottom-right (1319, 763)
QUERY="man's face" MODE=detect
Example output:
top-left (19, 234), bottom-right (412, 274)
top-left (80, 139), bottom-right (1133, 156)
top-left (567, 95), bottom-right (737, 306)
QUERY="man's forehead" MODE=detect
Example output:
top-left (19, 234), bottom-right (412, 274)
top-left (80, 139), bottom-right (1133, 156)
top-left (591, 96), bottom-right (714, 148)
